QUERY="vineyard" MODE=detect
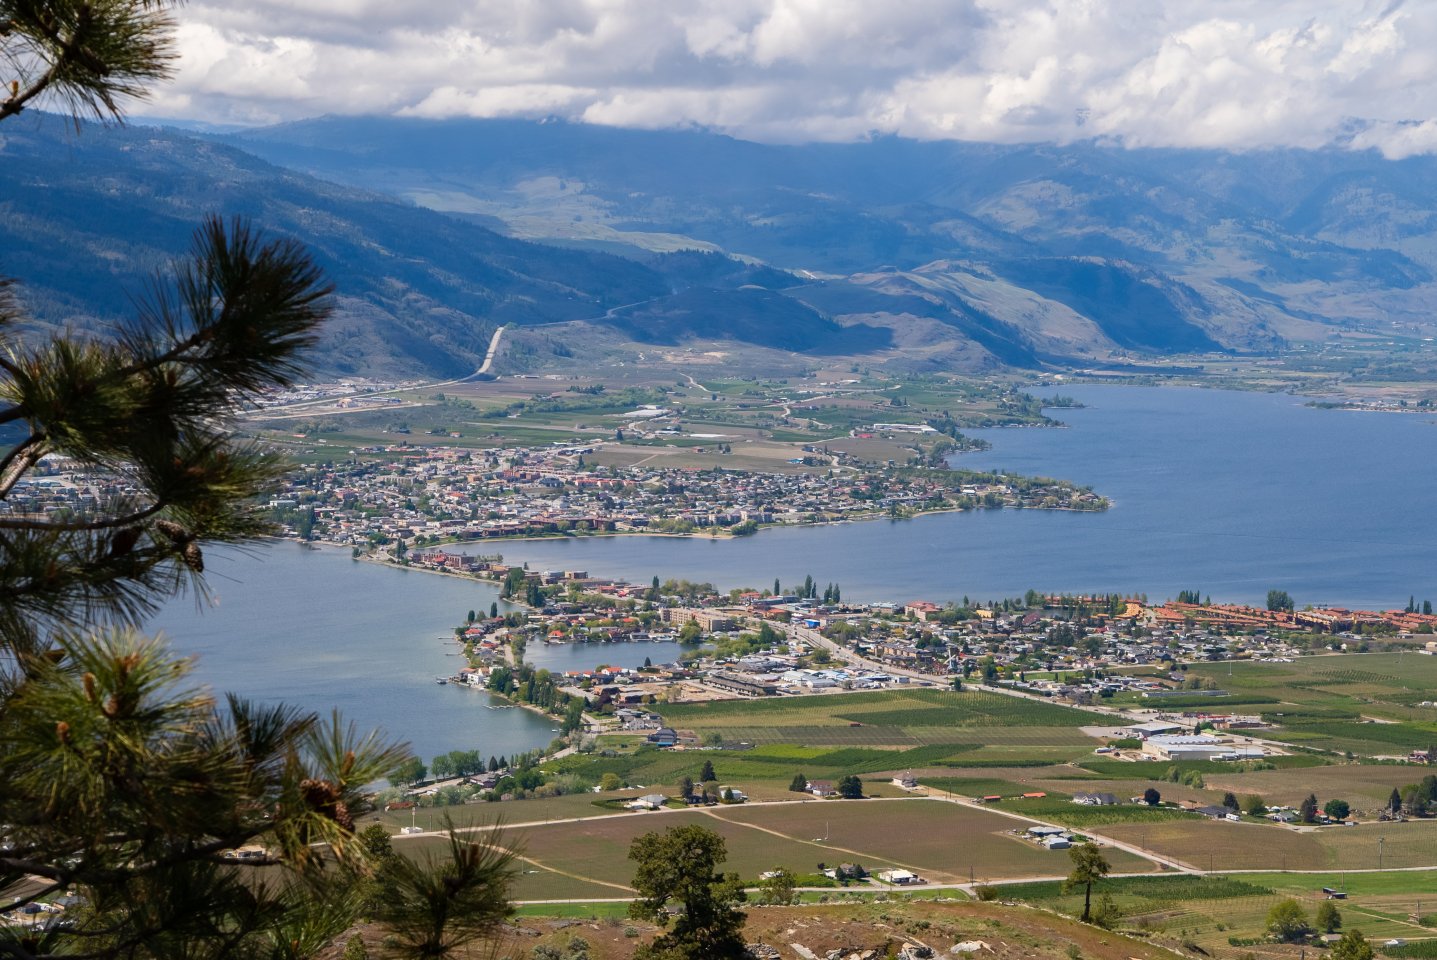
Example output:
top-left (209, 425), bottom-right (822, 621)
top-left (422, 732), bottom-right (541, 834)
top-left (658, 688), bottom-right (1097, 733)
top-left (1175, 653), bottom-right (1437, 755)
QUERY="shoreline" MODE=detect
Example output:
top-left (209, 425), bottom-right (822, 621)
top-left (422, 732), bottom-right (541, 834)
top-left (297, 494), bottom-right (1116, 605)
top-left (329, 497), bottom-right (1112, 555)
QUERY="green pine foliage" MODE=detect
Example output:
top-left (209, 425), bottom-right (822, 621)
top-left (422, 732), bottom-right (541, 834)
top-left (0, 5), bottom-right (517, 956)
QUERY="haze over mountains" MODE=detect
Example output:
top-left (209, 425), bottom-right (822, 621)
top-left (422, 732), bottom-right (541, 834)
top-left (7, 112), bottom-right (1437, 378)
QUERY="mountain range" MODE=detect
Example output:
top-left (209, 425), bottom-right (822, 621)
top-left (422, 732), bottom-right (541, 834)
top-left (5, 112), bottom-right (1437, 378)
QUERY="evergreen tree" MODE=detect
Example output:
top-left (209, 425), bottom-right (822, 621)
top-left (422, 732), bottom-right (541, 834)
top-left (789, 773), bottom-right (808, 792)
top-left (700, 759), bottom-right (716, 782)
top-left (0, 7), bottom-right (516, 955)
top-left (1063, 843), bottom-right (1111, 923)
top-left (1300, 793), bottom-right (1319, 823)
top-left (628, 825), bottom-right (747, 960)
top-left (1267, 900), bottom-right (1310, 942)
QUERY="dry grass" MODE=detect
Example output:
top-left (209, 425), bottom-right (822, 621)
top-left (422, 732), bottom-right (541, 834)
top-left (489, 900), bottom-right (1191, 960)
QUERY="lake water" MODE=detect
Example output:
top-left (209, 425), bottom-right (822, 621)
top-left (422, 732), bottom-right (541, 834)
top-left (496, 385), bottom-right (1437, 610)
top-left (150, 384), bottom-right (1437, 752)
top-left (148, 545), bottom-right (677, 762)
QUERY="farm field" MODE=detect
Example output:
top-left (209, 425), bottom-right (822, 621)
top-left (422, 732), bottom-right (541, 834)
top-left (495, 809), bottom-right (823, 891)
top-left (1099, 819), bottom-right (1329, 871)
top-left (364, 793), bottom-right (633, 834)
top-left (990, 793), bottom-right (1200, 828)
top-left (1203, 763), bottom-right (1428, 811)
top-left (1098, 818), bottom-right (1437, 872)
top-left (508, 864), bottom-right (629, 903)
top-left (550, 691), bottom-right (1113, 796)
top-left (545, 739), bottom-right (1039, 791)
top-left (708, 798), bottom-right (1156, 882)
top-left (481, 798), bottom-right (1158, 891)
top-left (657, 689), bottom-right (1101, 736)
top-left (1178, 654), bottom-right (1437, 756)
top-left (1308, 820), bottom-right (1437, 870)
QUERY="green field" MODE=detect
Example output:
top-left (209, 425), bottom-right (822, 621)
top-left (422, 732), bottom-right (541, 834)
top-left (990, 794), bottom-right (1202, 828)
top-left (658, 689), bottom-right (1098, 734)
top-left (1179, 654), bottom-right (1437, 756)
top-left (549, 690), bottom-right (1109, 795)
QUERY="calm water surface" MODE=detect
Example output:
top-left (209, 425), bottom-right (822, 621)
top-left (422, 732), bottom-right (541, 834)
top-left (149, 547), bottom-right (690, 759)
top-left (151, 385), bottom-right (1437, 751)
top-left (498, 385), bottom-right (1437, 610)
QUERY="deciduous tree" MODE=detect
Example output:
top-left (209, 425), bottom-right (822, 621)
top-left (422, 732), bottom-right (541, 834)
top-left (1267, 899), bottom-right (1310, 942)
top-left (757, 867), bottom-right (796, 905)
top-left (1329, 930), bottom-right (1373, 960)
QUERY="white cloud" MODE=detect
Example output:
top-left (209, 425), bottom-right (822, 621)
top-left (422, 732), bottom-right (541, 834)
top-left (122, 0), bottom-right (1437, 156)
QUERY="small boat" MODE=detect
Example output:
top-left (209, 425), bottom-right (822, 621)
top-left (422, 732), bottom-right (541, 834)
top-left (435, 678), bottom-right (448, 685)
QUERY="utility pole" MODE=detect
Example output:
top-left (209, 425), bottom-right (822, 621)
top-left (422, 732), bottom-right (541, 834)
top-left (1380, 836), bottom-right (1386, 870)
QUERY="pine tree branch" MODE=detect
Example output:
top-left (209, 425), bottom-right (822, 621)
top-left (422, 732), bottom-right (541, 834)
top-left (0, 500), bottom-right (164, 532)
top-left (0, 64), bottom-right (60, 122)
top-left (0, 433), bottom-right (46, 499)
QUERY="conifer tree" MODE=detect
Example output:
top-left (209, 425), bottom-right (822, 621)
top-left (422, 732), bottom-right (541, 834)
top-left (0, 3), bottom-right (515, 957)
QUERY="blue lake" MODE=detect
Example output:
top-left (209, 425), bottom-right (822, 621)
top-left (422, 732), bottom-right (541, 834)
top-left (497, 385), bottom-right (1437, 610)
top-left (151, 384), bottom-right (1437, 753)
top-left (148, 546), bottom-right (679, 761)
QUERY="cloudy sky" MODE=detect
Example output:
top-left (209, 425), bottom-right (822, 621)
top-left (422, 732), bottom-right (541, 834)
top-left (137, 0), bottom-right (1437, 157)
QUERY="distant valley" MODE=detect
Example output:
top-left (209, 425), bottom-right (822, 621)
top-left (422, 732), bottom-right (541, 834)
top-left (7, 113), bottom-right (1437, 379)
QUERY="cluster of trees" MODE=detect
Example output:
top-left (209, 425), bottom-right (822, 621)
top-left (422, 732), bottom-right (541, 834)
top-left (1267, 589), bottom-right (1296, 612)
top-left (485, 663), bottom-right (587, 732)
top-left (711, 620), bottom-right (786, 659)
top-left (765, 575), bottom-right (843, 604)
top-left (1295, 792), bottom-right (1352, 823)
top-left (1267, 898), bottom-right (1370, 957)
top-left (429, 750), bottom-right (502, 781)
top-left (1160, 766), bottom-right (1206, 788)
top-left (498, 565), bottom-right (547, 607)
top-left (1387, 774), bottom-right (1437, 817)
